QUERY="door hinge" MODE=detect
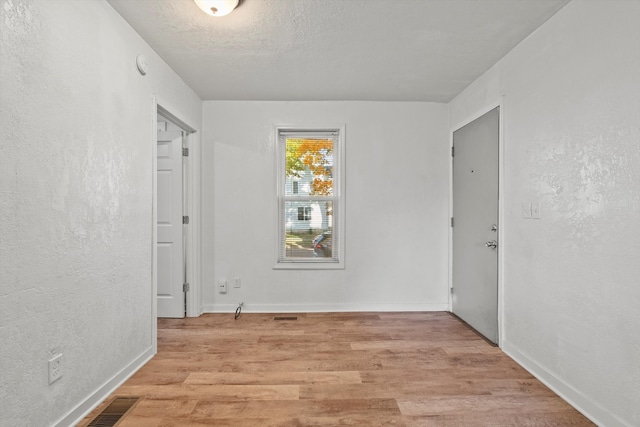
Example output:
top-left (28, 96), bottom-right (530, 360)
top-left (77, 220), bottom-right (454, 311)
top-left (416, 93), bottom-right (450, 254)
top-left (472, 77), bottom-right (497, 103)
top-left (451, 217), bottom-right (454, 227)
top-left (183, 216), bottom-right (189, 225)
top-left (182, 147), bottom-right (189, 157)
top-left (450, 287), bottom-right (454, 294)
top-left (183, 282), bottom-right (190, 292)
top-left (451, 146), bottom-right (455, 157)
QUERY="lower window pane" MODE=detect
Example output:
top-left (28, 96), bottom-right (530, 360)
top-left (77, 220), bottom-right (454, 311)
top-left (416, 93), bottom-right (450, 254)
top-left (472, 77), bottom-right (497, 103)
top-left (284, 201), bottom-right (333, 259)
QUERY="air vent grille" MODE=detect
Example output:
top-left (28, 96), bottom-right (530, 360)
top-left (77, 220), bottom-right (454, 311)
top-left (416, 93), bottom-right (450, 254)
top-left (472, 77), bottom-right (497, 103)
top-left (274, 316), bottom-right (298, 321)
top-left (87, 397), bottom-right (139, 427)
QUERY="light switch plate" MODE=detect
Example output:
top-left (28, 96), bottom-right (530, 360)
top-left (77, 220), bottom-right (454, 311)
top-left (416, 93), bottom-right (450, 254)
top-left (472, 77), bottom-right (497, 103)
top-left (521, 202), bottom-right (532, 219)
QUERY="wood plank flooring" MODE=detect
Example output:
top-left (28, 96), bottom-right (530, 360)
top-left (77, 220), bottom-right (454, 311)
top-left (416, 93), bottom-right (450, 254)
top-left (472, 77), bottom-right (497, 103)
top-left (79, 312), bottom-right (594, 426)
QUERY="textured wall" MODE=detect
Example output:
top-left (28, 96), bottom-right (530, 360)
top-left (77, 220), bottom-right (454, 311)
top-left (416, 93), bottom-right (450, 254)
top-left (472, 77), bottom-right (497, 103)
top-left (0, 0), bottom-right (201, 425)
top-left (202, 101), bottom-right (449, 312)
top-left (449, 1), bottom-right (640, 425)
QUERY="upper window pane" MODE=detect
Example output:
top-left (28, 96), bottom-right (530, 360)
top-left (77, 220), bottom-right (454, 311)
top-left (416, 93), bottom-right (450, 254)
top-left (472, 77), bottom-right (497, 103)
top-left (284, 138), bottom-right (334, 197)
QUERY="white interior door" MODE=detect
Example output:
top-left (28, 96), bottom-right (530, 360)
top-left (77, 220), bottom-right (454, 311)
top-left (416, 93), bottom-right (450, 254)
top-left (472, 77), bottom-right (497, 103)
top-left (452, 107), bottom-right (499, 344)
top-left (157, 130), bottom-right (185, 318)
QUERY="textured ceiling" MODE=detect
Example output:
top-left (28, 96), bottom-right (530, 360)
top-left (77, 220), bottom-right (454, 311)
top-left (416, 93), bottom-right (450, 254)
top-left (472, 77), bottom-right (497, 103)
top-left (107, 0), bottom-right (570, 102)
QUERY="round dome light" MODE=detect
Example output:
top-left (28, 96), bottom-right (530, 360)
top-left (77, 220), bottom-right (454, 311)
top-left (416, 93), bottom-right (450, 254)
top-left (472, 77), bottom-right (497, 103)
top-left (194, 0), bottom-right (240, 17)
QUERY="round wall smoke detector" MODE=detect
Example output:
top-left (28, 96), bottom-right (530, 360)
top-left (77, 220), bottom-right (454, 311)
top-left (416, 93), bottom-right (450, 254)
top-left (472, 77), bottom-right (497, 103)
top-left (136, 54), bottom-right (148, 76)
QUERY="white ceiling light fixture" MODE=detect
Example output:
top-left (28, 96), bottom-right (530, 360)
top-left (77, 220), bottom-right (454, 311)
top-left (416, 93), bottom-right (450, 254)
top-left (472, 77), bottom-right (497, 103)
top-left (194, 0), bottom-right (240, 17)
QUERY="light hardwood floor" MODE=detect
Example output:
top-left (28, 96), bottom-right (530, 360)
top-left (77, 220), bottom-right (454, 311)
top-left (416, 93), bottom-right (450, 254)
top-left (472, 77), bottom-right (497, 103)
top-left (80, 312), bottom-right (594, 426)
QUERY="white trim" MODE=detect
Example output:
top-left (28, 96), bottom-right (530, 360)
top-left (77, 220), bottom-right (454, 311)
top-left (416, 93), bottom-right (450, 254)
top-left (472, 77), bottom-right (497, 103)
top-left (448, 98), bottom-right (504, 345)
top-left (274, 124), bottom-right (346, 270)
top-left (502, 341), bottom-right (630, 427)
top-left (54, 347), bottom-right (154, 427)
top-left (203, 303), bottom-right (448, 313)
top-left (272, 261), bottom-right (345, 270)
top-left (186, 121), bottom-right (202, 317)
top-left (151, 96), bottom-right (158, 351)
top-left (157, 104), bottom-right (197, 133)
top-left (497, 99), bottom-right (505, 346)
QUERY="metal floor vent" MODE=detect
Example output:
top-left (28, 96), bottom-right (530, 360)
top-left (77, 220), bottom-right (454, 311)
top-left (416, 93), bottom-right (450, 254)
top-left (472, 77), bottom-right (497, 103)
top-left (87, 397), bottom-right (139, 427)
top-left (274, 316), bottom-right (298, 321)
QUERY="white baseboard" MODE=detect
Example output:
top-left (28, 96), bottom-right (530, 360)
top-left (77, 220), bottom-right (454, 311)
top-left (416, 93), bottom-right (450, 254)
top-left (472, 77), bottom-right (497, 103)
top-left (502, 341), bottom-right (630, 427)
top-left (202, 302), bottom-right (448, 313)
top-left (54, 347), bottom-right (155, 427)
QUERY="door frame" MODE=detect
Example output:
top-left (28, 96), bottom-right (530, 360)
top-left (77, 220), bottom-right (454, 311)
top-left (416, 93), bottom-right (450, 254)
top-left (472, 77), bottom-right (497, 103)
top-left (448, 99), bottom-right (505, 345)
top-left (151, 96), bottom-right (201, 351)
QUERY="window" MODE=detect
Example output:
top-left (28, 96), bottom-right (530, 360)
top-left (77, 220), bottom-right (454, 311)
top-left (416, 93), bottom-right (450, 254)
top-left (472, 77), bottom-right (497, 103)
top-left (275, 126), bottom-right (345, 269)
top-left (297, 206), bottom-right (311, 221)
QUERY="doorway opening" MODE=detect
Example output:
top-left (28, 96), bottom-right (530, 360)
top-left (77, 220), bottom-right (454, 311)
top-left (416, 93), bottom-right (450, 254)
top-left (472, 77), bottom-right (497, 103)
top-left (156, 115), bottom-right (187, 318)
top-left (152, 102), bottom-right (198, 326)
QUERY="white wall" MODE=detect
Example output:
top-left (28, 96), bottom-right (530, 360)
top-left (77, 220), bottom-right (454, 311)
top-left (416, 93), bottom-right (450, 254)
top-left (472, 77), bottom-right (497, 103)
top-left (0, 1), bottom-right (201, 425)
top-left (449, 1), bottom-right (640, 426)
top-left (202, 101), bottom-right (449, 312)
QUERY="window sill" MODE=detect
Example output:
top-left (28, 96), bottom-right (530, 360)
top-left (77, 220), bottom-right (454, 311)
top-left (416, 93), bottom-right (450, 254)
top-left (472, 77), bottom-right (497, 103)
top-left (273, 261), bottom-right (345, 270)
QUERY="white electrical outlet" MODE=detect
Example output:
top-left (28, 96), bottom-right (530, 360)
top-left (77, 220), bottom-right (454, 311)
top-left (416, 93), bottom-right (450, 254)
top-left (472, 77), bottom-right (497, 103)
top-left (48, 353), bottom-right (63, 384)
top-left (218, 280), bottom-right (227, 294)
top-left (233, 277), bottom-right (241, 288)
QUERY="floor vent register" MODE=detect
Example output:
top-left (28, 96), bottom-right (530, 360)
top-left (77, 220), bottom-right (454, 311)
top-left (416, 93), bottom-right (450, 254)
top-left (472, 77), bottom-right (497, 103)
top-left (87, 396), bottom-right (139, 427)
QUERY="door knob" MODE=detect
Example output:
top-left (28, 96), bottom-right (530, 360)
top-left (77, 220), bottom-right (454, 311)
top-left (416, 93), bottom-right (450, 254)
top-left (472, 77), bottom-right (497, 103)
top-left (485, 240), bottom-right (497, 249)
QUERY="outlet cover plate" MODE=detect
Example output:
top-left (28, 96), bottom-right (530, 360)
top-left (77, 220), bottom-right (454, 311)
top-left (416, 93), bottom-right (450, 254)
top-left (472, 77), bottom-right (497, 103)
top-left (49, 353), bottom-right (63, 384)
top-left (218, 280), bottom-right (227, 294)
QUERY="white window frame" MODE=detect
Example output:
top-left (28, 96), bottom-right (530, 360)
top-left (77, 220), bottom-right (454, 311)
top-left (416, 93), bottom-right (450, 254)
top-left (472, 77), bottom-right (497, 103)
top-left (274, 125), bottom-right (346, 270)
